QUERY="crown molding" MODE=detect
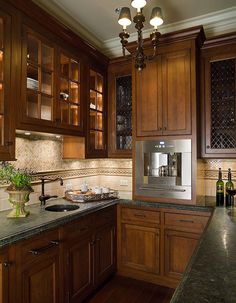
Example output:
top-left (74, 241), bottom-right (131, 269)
top-left (103, 6), bottom-right (236, 58)
top-left (32, 0), bottom-right (104, 52)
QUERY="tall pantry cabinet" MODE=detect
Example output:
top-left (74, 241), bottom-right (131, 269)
top-left (131, 26), bottom-right (206, 204)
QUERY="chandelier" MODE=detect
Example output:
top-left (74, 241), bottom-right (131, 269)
top-left (117, 0), bottom-right (164, 71)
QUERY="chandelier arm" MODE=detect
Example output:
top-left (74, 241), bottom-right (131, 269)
top-left (117, 6), bottom-right (163, 70)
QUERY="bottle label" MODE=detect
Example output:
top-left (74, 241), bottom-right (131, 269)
top-left (217, 185), bottom-right (223, 192)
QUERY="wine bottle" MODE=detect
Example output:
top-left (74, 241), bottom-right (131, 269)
top-left (216, 168), bottom-right (224, 206)
top-left (225, 168), bottom-right (234, 207)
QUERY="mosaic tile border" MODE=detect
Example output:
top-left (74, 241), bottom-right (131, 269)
top-left (0, 167), bottom-right (132, 187)
top-left (204, 169), bottom-right (236, 180)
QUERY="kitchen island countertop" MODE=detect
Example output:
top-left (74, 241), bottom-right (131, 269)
top-left (170, 207), bottom-right (236, 303)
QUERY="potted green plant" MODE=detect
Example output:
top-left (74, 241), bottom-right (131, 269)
top-left (0, 162), bottom-right (34, 218)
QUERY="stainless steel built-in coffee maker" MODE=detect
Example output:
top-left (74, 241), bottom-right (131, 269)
top-left (135, 140), bottom-right (191, 200)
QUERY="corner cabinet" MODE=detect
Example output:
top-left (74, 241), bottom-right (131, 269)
top-left (201, 34), bottom-right (236, 158)
top-left (108, 58), bottom-right (132, 158)
top-left (0, 3), bottom-right (18, 160)
top-left (86, 67), bottom-right (107, 158)
top-left (135, 43), bottom-right (192, 137)
top-left (117, 204), bottom-right (210, 288)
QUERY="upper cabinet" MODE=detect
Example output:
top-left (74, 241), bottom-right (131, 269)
top-left (108, 58), bottom-right (132, 158)
top-left (19, 24), bottom-right (85, 136)
top-left (201, 34), bottom-right (236, 158)
top-left (0, 3), bottom-right (18, 160)
top-left (135, 42), bottom-right (192, 138)
top-left (57, 50), bottom-right (83, 131)
top-left (86, 67), bottom-right (107, 158)
top-left (22, 28), bottom-right (56, 125)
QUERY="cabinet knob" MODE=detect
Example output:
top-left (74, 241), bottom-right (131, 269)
top-left (206, 145), bottom-right (210, 149)
top-left (163, 127), bottom-right (167, 131)
top-left (3, 261), bottom-right (11, 267)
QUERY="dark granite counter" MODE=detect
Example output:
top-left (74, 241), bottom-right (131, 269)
top-left (0, 198), bottom-right (118, 248)
top-left (170, 207), bottom-right (236, 303)
top-left (119, 199), bottom-right (213, 212)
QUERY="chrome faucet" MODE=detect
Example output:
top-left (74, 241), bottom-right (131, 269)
top-left (39, 177), bottom-right (63, 206)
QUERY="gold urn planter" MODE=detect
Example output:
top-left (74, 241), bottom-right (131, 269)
top-left (6, 188), bottom-right (33, 218)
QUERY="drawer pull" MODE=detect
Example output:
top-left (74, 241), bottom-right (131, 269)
top-left (134, 213), bottom-right (146, 218)
top-left (29, 240), bottom-right (60, 255)
top-left (178, 219), bottom-right (194, 223)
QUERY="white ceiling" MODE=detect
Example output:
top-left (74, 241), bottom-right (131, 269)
top-left (33, 0), bottom-right (236, 57)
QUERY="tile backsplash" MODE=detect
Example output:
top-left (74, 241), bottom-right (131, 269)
top-left (0, 137), bottom-right (132, 211)
top-left (1, 136), bottom-right (236, 211)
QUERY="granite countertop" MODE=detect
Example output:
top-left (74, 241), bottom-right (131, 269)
top-left (0, 198), bottom-right (118, 248)
top-left (170, 207), bottom-right (236, 303)
top-left (119, 199), bottom-right (213, 212)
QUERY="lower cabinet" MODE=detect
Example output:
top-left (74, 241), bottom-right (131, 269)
top-left (61, 205), bottom-right (116, 303)
top-left (0, 248), bottom-right (10, 303)
top-left (14, 229), bottom-right (61, 303)
top-left (164, 229), bottom-right (200, 279)
top-left (121, 223), bottom-right (160, 274)
top-left (118, 205), bottom-right (211, 288)
top-left (94, 224), bottom-right (116, 285)
top-left (3, 205), bottom-right (116, 303)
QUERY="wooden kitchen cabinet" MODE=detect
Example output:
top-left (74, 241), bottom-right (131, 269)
top-left (61, 215), bottom-right (94, 303)
top-left (121, 223), bottom-right (160, 274)
top-left (118, 205), bottom-right (161, 284)
top-left (118, 204), bottom-right (211, 288)
top-left (135, 45), bottom-right (191, 137)
top-left (108, 57), bottom-right (132, 158)
top-left (94, 223), bottom-right (116, 284)
top-left (201, 33), bottom-right (236, 158)
top-left (13, 229), bottom-right (61, 303)
top-left (86, 67), bottom-right (107, 158)
top-left (164, 210), bottom-right (209, 279)
top-left (0, 3), bottom-right (18, 160)
top-left (0, 248), bottom-right (9, 303)
top-left (20, 26), bottom-right (56, 129)
top-left (57, 49), bottom-right (83, 132)
top-left (164, 229), bottom-right (200, 279)
top-left (19, 23), bottom-right (85, 136)
top-left (61, 205), bottom-right (116, 303)
top-left (5, 205), bottom-right (116, 303)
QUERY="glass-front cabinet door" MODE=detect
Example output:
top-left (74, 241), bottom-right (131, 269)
top-left (0, 7), bottom-right (15, 160)
top-left (27, 35), bottom-right (54, 120)
top-left (22, 28), bottom-right (55, 125)
top-left (20, 26), bottom-right (84, 135)
top-left (87, 68), bottom-right (106, 157)
top-left (108, 59), bottom-right (132, 158)
top-left (58, 52), bottom-right (82, 129)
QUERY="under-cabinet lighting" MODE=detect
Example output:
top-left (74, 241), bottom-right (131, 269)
top-left (24, 132), bottom-right (31, 136)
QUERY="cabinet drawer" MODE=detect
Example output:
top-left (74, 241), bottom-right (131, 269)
top-left (63, 215), bottom-right (92, 241)
top-left (17, 229), bottom-right (60, 264)
top-left (164, 212), bottom-right (209, 232)
top-left (93, 206), bottom-right (116, 227)
top-left (121, 207), bottom-right (160, 224)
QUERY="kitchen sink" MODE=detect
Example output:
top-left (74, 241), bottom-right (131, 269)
top-left (45, 204), bottom-right (80, 212)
